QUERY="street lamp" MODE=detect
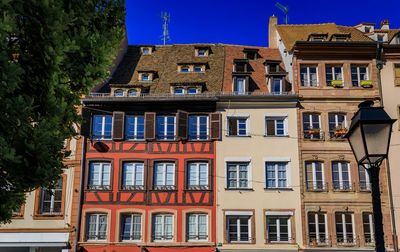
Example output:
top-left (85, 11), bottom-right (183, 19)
top-left (345, 100), bottom-right (396, 252)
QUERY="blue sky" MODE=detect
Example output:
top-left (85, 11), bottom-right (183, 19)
top-left (126, 0), bottom-right (400, 46)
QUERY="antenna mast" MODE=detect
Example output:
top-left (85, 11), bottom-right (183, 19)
top-left (275, 2), bottom-right (289, 24)
top-left (160, 12), bottom-right (171, 45)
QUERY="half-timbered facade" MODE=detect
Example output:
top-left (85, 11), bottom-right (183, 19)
top-left (77, 44), bottom-right (224, 252)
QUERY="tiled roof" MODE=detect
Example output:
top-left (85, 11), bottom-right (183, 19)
top-left (104, 44), bottom-right (225, 93)
top-left (276, 23), bottom-right (373, 51)
top-left (388, 29), bottom-right (400, 42)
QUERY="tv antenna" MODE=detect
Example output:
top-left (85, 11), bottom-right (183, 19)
top-left (275, 2), bottom-right (289, 24)
top-left (160, 12), bottom-right (171, 45)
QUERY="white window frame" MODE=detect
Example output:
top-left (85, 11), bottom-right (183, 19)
top-left (92, 115), bottom-right (112, 140)
top-left (152, 214), bottom-right (174, 241)
top-left (303, 113), bottom-right (321, 139)
top-left (271, 78), bottom-right (283, 94)
top-left (86, 213), bottom-right (108, 241)
top-left (225, 161), bottom-right (252, 189)
top-left (88, 162), bottom-right (111, 190)
top-left (193, 66), bottom-right (204, 72)
top-left (336, 213), bottom-right (355, 244)
top-left (187, 162), bottom-right (209, 189)
top-left (40, 178), bottom-right (63, 214)
top-left (120, 214), bottom-right (142, 241)
top-left (226, 114), bottom-right (250, 137)
top-left (188, 115), bottom-right (209, 140)
top-left (300, 66), bottom-right (319, 87)
top-left (306, 162), bottom-right (325, 190)
top-left (226, 212), bottom-right (252, 243)
top-left (153, 162), bottom-right (175, 189)
top-left (141, 74), bottom-right (150, 81)
top-left (114, 89), bottom-right (124, 97)
top-left (264, 114), bottom-right (288, 136)
top-left (265, 162), bottom-right (289, 189)
top-left (359, 166), bottom-right (371, 191)
top-left (326, 65), bottom-right (343, 85)
top-left (122, 162), bottom-right (144, 190)
top-left (180, 66), bottom-right (190, 72)
top-left (265, 212), bottom-right (292, 243)
top-left (351, 66), bottom-right (369, 86)
top-left (329, 114), bottom-right (347, 128)
top-left (332, 162), bottom-right (351, 190)
top-left (308, 212), bottom-right (328, 245)
top-left (234, 78), bottom-right (246, 95)
top-left (187, 214), bottom-right (208, 241)
top-left (187, 87), bottom-right (198, 94)
top-left (363, 213), bottom-right (375, 244)
top-left (156, 116), bottom-right (176, 140)
top-left (125, 116), bottom-right (145, 140)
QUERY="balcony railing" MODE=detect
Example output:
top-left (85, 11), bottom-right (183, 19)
top-left (359, 181), bottom-right (372, 191)
top-left (305, 181), bottom-right (328, 192)
top-left (332, 181), bottom-right (354, 192)
top-left (87, 184), bottom-right (111, 190)
top-left (153, 185), bottom-right (176, 190)
top-left (303, 130), bottom-right (325, 140)
top-left (307, 234), bottom-right (390, 248)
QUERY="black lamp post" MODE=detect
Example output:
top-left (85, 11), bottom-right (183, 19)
top-left (345, 100), bottom-right (396, 252)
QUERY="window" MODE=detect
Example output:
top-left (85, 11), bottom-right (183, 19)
top-left (86, 214), bottom-right (107, 241)
top-left (187, 214), bottom-right (208, 241)
top-left (141, 74), bottom-right (149, 81)
top-left (246, 51), bottom-right (256, 60)
top-left (174, 88), bottom-right (184, 95)
top-left (267, 63), bottom-right (279, 73)
top-left (187, 88), bottom-right (198, 94)
top-left (142, 48), bottom-right (150, 54)
top-left (328, 113), bottom-right (346, 138)
top-left (325, 66), bottom-right (343, 86)
top-left (154, 162), bottom-right (175, 190)
top-left (234, 78), bottom-right (246, 94)
top-left (226, 162), bottom-right (250, 189)
top-left (227, 117), bottom-right (249, 136)
top-left (300, 66), bottom-right (318, 86)
top-left (181, 66), bottom-right (190, 72)
top-left (265, 116), bottom-right (287, 136)
top-left (305, 162), bottom-right (324, 191)
top-left (156, 116), bottom-right (175, 140)
top-left (122, 162), bottom-right (144, 190)
top-left (88, 162), bottom-right (111, 190)
top-left (194, 66), bottom-right (203, 72)
top-left (308, 212), bottom-right (328, 245)
top-left (365, 27), bottom-right (370, 33)
top-left (235, 63), bottom-right (247, 73)
top-left (363, 213), bottom-right (375, 244)
top-left (335, 213), bottom-right (355, 244)
top-left (125, 116), bottom-right (144, 140)
top-left (120, 214), bottom-right (141, 241)
top-left (127, 90), bottom-right (138, 97)
top-left (92, 115), bottom-right (112, 140)
top-left (197, 49), bottom-right (207, 56)
top-left (187, 162), bottom-right (208, 190)
top-left (152, 214), bottom-right (173, 241)
top-left (377, 35), bottom-right (384, 42)
top-left (226, 215), bottom-right (252, 242)
top-left (40, 178), bottom-right (63, 214)
top-left (265, 163), bottom-right (288, 189)
top-left (272, 78), bottom-right (283, 94)
top-left (114, 89), bottom-right (124, 97)
top-left (395, 64), bottom-right (400, 86)
top-left (188, 115), bottom-right (208, 140)
top-left (351, 66), bottom-right (368, 86)
top-left (332, 162), bottom-right (351, 190)
top-left (303, 113), bottom-right (321, 139)
top-left (359, 166), bottom-right (371, 191)
top-left (266, 215), bottom-right (291, 243)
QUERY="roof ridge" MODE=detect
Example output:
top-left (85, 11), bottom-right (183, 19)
top-left (277, 22), bottom-right (336, 27)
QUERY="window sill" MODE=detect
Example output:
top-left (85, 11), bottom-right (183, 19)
top-left (225, 188), bottom-right (254, 191)
top-left (33, 214), bottom-right (64, 220)
top-left (266, 241), bottom-right (294, 245)
top-left (264, 187), bottom-right (293, 191)
top-left (264, 135), bottom-right (289, 138)
top-left (120, 188), bottom-right (146, 192)
top-left (225, 135), bottom-right (251, 138)
top-left (85, 189), bottom-right (112, 192)
top-left (11, 215), bottom-right (24, 219)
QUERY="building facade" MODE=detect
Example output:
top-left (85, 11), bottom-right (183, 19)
top-left (215, 45), bottom-right (302, 252)
top-left (77, 44), bottom-right (224, 252)
top-left (270, 17), bottom-right (395, 251)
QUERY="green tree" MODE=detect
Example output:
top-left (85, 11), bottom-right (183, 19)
top-left (0, 0), bottom-right (125, 223)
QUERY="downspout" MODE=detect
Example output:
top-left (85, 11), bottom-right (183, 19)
top-left (74, 134), bottom-right (87, 252)
top-left (376, 42), bottom-right (398, 251)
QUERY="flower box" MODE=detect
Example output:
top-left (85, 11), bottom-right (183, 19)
top-left (360, 80), bottom-right (372, 87)
top-left (308, 128), bottom-right (320, 135)
top-left (333, 126), bottom-right (348, 137)
top-left (331, 80), bottom-right (343, 87)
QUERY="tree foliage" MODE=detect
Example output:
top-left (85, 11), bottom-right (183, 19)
top-left (0, 0), bottom-right (125, 223)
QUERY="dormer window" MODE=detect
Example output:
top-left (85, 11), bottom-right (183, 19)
top-left (170, 85), bottom-right (201, 95)
top-left (243, 48), bottom-right (259, 60)
top-left (365, 27), bottom-right (370, 33)
top-left (264, 61), bottom-right (281, 74)
top-left (181, 66), bottom-right (190, 72)
top-left (178, 64), bottom-right (206, 73)
top-left (377, 35), bottom-right (384, 42)
top-left (187, 88), bottom-right (198, 94)
top-left (174, 88), bottom-right (184, 95)
top-left (138, 72), bottom-right (154, 81)
top-left (308, 33), bottom-right (328, 42)
top-left (114, 89), bottom-right (124, 97)
top-left (234, 62), bottom-right (248, 73)
top-left (142, 74), bottom-right (149, 81)
top-left (194, 66), bottom-right (204, 72)
top-left (127, 89), bottom-right (139, 97)
top-left (195, 47), bottom-right (209, 57)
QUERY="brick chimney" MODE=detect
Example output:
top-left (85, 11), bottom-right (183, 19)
top-left (269, 15), bottom-right (278, 48)
top-left (380, 20), bottom-right (390, 30)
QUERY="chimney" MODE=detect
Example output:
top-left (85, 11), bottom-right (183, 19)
top-left (268, 15), bottom-right (278, 48)
top-left (380, 20), bottom-right (389, 30)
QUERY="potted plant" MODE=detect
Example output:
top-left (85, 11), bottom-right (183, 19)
top-left (309, 127), bottom-right (320, 135)
top-left (360, 80), bottom-right (372, 88)
top-left (331, 80), bottom-right (343, 88)
top-left (334, 126), bottom-right (348, 137)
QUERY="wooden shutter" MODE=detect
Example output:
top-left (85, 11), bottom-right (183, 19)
top-left (112, 111), bottom-right (125, 141)
top-left (80, 107), bottom-right (92, 137)
top-left (145, 112), bottom-right (156, 140)
top-left (210, 113), bottom-right (221, 140)
top-left (266, 120), bottom-right (275, 136)
top-left (395, 65), bottom-right (400, 85)
top-left (228, 118), bottom-right (237, 136)
top-left (177, 110), bottom-right (188, 140)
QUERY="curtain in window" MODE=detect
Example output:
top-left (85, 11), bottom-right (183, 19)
top-left (239, 164), bottom-right (248, 188)
top-left (278, 163), bottom-right (287, 188)
top-left (102, 164), bottom-right (110, 185)
top-left (198, 215), bottom-right (207, 239)
top-left (188, 214), bottom-right (197, 239)
top-left (154, 164), bottom-right (164, 185)
top-left (153, 215), bottom-right (162, 240)
top-left (164, 215), bottom-right (173, 240)
top-left (228, 165), bottom-right (237, 188)
top-left (89, 163), bottom-right (101, 185)
top-left (266, 163), bottom-right (276, 188)
top-left (166, 164), bottom-right (174, 185)
top-left (87, 214), bottom-right (97, 240)
top-left (123, 163), bottom-right (133, 185)
top-left (98, 215), bottom-right (107, 240)
top-left (132, 215), bottom-right (141, 240)
top-left (121, 215), bottom-right (131, 240)
top-left (199, 164), bottom-right (208, 185)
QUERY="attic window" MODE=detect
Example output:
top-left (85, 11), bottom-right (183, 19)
top-left (141, 47), bottom-right (152, 55)
top-left (181, 66), bottom-right (190, 72)
top-left (194, 66), bottom-right (204, 72)
top-left (234, 62), bottom-right (248, 73)
top-left (142, 74), bottom-right (149, 81)
top-left (139, 72), bottom-right (153, 81)
top-left (246, 51), bottom-right (257, 60)
top-left (365, 27), bottom-right (370, 33)
top-left (308, 33), bottom-right (328, 42)
top-left (377, 35), bottom-right (384, 42)
top-left (114, 89), bottom-right (124, 97)
top-left (196, 48), bottom-right (209, 57)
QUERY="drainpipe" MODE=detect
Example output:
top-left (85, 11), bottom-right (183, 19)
top-left (376, 42), bottom-right (398, 251)
top-left (74, 135), bottom-right (87, 252)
